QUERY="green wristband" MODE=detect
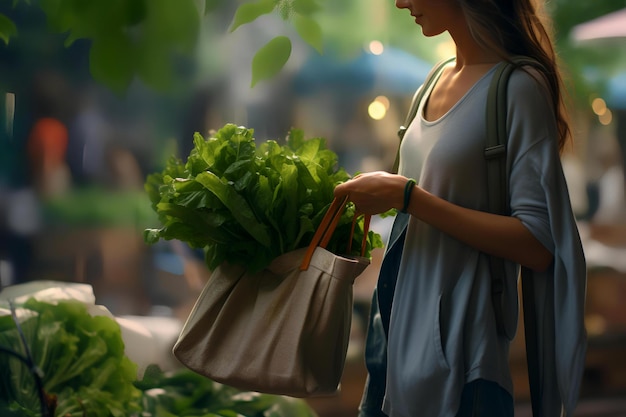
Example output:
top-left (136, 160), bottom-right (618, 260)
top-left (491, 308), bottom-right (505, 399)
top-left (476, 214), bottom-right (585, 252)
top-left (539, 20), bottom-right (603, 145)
top-left (401, 178), bottom-right (416, 213)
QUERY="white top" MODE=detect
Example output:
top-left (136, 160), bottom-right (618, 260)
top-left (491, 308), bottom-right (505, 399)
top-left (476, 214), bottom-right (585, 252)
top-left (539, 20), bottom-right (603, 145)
top-left (382, 62), bottom-right (587, 417)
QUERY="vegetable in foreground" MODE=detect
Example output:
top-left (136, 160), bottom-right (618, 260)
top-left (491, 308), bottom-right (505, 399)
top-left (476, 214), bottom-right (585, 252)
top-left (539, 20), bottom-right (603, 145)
top-left (144, 124), bottom-right (383, 272)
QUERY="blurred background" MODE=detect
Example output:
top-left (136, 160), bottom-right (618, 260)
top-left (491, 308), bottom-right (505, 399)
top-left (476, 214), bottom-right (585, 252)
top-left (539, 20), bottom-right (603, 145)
top-left (1, 0), bottom-right (626, 415)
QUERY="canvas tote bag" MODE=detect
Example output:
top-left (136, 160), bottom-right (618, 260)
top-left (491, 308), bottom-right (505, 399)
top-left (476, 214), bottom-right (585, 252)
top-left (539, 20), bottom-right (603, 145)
top-left (173, 196), bottom-right (371, 397)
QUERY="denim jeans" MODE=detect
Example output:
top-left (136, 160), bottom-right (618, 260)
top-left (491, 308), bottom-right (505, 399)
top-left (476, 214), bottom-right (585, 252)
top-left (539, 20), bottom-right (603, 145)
top-left (455, 379), bottom-right (514, 417)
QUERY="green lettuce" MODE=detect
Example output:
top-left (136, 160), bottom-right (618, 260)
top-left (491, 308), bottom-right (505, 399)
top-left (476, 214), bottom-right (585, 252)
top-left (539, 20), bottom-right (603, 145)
top-left (144, 124), bottom-right (383, 272)
top-left (136, 364), bottom-right (318, 417)
top-left (0, 299), bottom-right (141, 417)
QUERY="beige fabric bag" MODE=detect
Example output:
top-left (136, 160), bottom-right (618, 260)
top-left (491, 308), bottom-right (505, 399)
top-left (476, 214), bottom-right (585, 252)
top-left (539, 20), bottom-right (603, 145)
top-left (173, 197), bottom-right (371, 397)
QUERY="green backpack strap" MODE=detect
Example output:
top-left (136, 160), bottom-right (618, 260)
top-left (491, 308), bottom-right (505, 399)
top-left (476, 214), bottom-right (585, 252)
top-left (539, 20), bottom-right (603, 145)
top-left (485, 56), bottom-right (543, 218)
top-left (485, 59), bottom-right (516, 340)
top-left (486, 56), bottom-right (543, 337)
top-left (485, 55), bottom-right (546, 417)
top-left (392, 57), bottom-right (455, 174)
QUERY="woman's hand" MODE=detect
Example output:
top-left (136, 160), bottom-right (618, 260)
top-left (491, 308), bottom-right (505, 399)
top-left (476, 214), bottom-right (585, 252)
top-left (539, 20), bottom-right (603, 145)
top-left (333, 171), bottom-right (408, 215)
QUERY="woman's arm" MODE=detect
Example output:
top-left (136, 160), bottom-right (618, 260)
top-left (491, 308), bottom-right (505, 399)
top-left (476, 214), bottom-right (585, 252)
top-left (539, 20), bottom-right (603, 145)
top-left (333, 171), bottom-right (553, 272)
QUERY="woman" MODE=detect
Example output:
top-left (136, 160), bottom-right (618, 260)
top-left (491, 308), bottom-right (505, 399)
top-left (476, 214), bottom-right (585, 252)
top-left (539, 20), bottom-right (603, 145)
top-left (333, 0), bottom-right (587, 416)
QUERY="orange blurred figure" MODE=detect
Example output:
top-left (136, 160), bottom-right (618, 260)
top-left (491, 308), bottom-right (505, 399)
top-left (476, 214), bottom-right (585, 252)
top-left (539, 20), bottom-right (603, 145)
top-left (27, 117), bottom-right (72, 198)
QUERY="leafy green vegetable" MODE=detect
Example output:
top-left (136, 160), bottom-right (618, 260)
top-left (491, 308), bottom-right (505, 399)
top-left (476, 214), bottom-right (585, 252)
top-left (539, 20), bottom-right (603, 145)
top-left (136, 364), bottom-right (318, 417)
top-left (0, 299), bottom-right (142, 417)
top-left (144, 124), bottom-right (383, 272)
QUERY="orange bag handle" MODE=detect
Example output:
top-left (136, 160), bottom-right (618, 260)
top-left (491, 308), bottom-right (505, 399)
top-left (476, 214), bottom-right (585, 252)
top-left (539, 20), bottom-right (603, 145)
top-left (300, 196), bottom-right (371, 270)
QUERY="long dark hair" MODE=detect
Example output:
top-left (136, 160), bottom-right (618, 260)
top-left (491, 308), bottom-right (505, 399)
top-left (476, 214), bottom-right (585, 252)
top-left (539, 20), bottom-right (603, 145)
top-left (459, 0), bottom-right (571, 152)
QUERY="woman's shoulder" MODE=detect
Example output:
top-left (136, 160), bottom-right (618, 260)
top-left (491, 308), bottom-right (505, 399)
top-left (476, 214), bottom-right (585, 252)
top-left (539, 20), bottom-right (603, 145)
top-left (506, 60), bottom-right (551, 99)
top-left (504, 62), bottom-right (554, 112)
top-left (504, 61), bottom-right (560, 157)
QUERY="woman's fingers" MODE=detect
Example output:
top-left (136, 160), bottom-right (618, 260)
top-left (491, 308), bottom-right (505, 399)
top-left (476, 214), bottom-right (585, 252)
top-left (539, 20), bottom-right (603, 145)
top-left (333, 181), bottom-right (349, 199)
top-left (334, 174), bottom-right (362, 197)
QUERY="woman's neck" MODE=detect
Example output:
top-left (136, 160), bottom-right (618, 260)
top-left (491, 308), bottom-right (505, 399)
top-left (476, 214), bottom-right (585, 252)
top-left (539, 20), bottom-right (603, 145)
top-left (446, 20), bottom-right (502, 67)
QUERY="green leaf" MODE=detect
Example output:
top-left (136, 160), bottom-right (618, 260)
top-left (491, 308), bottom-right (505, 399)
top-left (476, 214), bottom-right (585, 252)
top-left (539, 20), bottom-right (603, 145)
top-left (204, 0), bottom-right (225, 13)
top-left (42, 1), bottom-right (132, 46)
top-left (154, 202), bottom-right (238, 246)
top-left (293, 0), bottom-right (321, 16)
top-left (143, 228), bottom-right (162, 244)
top-left (195, 171), bottom-right (272, 248)
top-left (0, 14), bottom-right (17, 45)
top-left (293, 14), bottom-right (323, 54)
top-left (89, 31), bottom-right (135, 94)
top-left (142, 0), bottom-right (200, 52)
top-left (39, 0), bottom-right (79, 35)
top-left (135, 38), bottom-right (176, 92)
top-left (229, 0), bottom-right (275, 32)
top-left (278, 163), bottom-right (299, 248)
top-left (250, 36), bottom-right (292, 87)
